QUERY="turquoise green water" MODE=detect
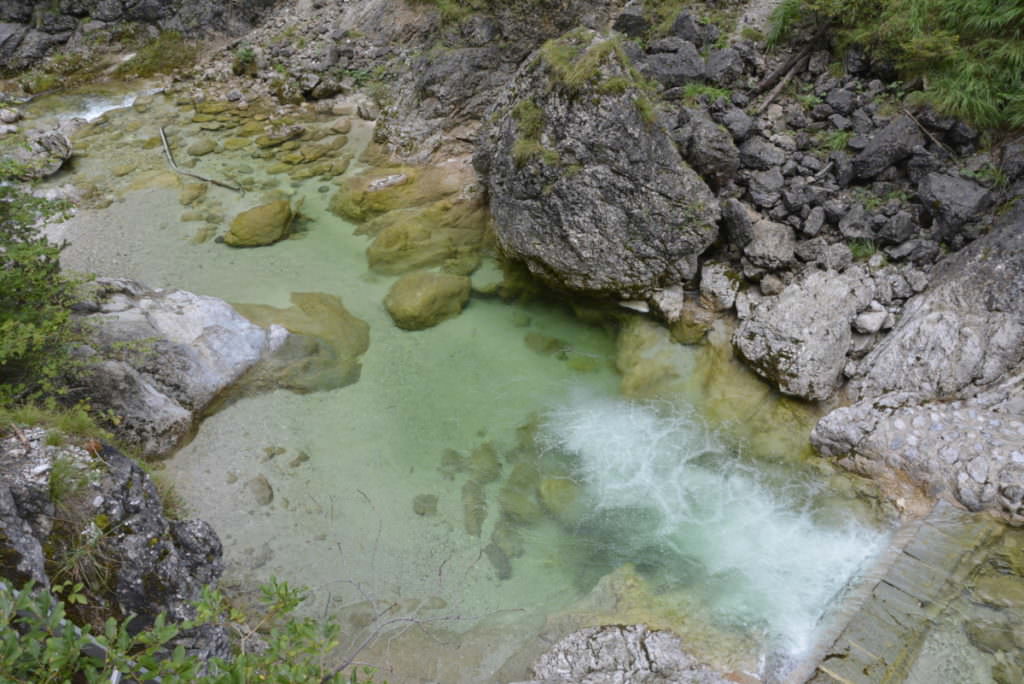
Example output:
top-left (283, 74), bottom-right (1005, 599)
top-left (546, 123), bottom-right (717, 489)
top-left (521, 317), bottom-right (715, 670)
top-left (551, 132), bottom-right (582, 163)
top-left (36, 88), bottom-right (892, 682)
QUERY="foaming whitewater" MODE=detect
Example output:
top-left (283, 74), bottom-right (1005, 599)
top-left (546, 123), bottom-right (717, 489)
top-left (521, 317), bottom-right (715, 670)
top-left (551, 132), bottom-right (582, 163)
top-left (61, 88), bottom-right (163, 122)
top-left (539, 391), bottom-right (887, 660)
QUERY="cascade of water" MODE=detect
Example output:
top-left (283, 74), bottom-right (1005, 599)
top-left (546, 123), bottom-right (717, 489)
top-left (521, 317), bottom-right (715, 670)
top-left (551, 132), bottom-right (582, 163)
top-left (539, 390), bottom-right (888, 658)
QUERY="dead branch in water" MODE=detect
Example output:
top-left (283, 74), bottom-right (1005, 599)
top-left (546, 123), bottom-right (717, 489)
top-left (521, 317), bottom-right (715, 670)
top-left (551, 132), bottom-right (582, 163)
top-left (159, 126), bottom-right (244, 194)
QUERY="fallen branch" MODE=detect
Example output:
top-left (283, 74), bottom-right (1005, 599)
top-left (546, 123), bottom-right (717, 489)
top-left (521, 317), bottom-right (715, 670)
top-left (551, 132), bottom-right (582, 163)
top-left (752, 24), bottom-right (830, 96)
top-left (811, 160), bottom-right (835, 181)
top-left (901, 108), bottom-right (956, 159)
top-left (756, 54), bottom-right (810, 114)
top-left (159, 126), bottom-right (243, 194)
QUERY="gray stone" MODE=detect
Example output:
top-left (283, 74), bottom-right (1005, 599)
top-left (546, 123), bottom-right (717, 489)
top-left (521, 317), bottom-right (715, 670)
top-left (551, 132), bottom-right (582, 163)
top-left (748, 167), bottom-right (784, 208)
top-left (739, 135), bottom-right (785, 170)
top-left (640, 41), bottom-right (705, 88)
top-left (0, 429), bottom-right (225, 630)
top-left (674, 109), bottom-right (739, 185)
top-left (849, 202), bottom-right (1024, 402)
top-left (699, 261), bottom-right (741, 312)
top-left (721, 197), bottom-right (757, 247)
top-left (8, 129), bottom-right (71, 178)
top-left (744, 219), bottom-right (795, 270)
top-left (76, 279), bottom-right (289, 457)
top-left (528, 624), bottom-right (728, 684)
top-left (917, 172), bottom-right (991, 235)
top-left (706, 47), bottom-right (744, 86)
top-left (612, 4), bottom-right (649, 37)
top-left (716, 106), bottom-right (752, 142)
top-left (734, 268), bottom-right (874, 400)
top-left (475, 30), bottom-right (719, 298)
top-left (852, 115), bottom-right (927, 180)
top-left (803, 206), bottom-right (826, 236)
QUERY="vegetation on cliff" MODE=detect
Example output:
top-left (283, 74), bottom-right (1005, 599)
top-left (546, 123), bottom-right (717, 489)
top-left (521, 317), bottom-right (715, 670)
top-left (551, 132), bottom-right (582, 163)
top-left (775, 0), bottom-right (1024, 129)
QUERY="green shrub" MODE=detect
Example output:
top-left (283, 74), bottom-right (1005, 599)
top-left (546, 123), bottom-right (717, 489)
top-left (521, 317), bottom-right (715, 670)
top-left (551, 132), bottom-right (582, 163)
top-left (801, 0), bottom-right (1024, 129)
top-left (0, 579), bottom-right (379, 683)
top-left (0, 160), bottom-right (79, 406)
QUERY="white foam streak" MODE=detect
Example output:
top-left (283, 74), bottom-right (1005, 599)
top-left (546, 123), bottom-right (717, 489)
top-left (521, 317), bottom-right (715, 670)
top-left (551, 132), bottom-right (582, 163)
top-left (541, 391), bottom-right (886, 655)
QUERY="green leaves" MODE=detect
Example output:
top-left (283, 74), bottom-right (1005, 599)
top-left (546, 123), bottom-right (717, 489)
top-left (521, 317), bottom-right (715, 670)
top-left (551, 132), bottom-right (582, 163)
top-left (803, 0), bottom-right (1024, 130)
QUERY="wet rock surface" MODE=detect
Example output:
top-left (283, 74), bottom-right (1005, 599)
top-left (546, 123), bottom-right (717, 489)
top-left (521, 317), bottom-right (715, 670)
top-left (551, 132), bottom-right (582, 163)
top-left (74, 278), bottom-right (290, 457)
top-left (518, 624), bottom-right (729, 684)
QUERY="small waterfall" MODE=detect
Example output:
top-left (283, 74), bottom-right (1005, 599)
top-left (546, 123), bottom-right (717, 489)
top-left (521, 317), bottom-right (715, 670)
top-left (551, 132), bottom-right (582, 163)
top-left (539, 391), bottom-right (888, 659)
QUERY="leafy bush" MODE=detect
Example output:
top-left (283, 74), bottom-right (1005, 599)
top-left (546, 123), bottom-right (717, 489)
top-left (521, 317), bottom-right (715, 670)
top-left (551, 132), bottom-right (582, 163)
top-left (0, 578), bottom-right (379, 683)
top-left (0, 160), bottom-right (78, 406)
top-left (801, 0), bottom-right (1024, 129)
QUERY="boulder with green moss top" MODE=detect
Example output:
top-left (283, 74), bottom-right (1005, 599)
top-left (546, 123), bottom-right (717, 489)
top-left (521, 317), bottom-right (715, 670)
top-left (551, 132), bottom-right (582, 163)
top-left (383, 271), bottom-right (471, 330)
top-left (224, 199), bottom-right (293, 247)
top-left (474, 28), bottom-right (720, 300)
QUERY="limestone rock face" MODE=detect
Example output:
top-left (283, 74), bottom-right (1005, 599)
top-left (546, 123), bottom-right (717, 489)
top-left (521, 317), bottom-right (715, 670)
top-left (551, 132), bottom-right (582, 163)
top-left (813, 203), bottom-right (1024, 522)
top-left (76, 279), bottom-right (289, 457)
top-left (525, 624), bottom-right (728, 684)
top-left (224, 199), bottom-right (293, 247)
top-left (475, 29), bottom-right (720, 299)
top-left (0, 428), bottom-right (225, 635)
top-left (847, 205), bottom-right (1024, 402)
top-left (384, 271), bottom-right (471, 330)
top-left (733, 267), bottom-right (874, 401)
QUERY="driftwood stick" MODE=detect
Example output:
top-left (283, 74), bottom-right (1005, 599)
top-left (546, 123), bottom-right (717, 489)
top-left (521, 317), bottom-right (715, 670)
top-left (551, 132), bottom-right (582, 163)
top-left (811, 159), bottom-right (835, 181)
top-left (159, 126), bottom-right (244, 194)
top-left (901, 108), bottom-right (955, 158)
top-left (753, 24), bottom-right (831, 96)
top-left (756, 54), bottom-right (809, 114)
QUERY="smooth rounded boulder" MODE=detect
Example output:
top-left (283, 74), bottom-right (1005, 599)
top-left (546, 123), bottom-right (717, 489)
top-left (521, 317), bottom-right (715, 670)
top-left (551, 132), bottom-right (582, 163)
top-left (384, 271), bottom-right (471, 330)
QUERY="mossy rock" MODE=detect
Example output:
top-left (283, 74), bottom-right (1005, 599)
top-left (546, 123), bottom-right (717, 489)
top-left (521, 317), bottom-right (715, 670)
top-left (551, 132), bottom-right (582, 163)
top-left (195, 102), bottom-right (231, 115)
top-left (232, 292), bottom-right (370, 394)
top-left (223, 137), bottom-right (251, 151)
top-left (383, 271), bottom-right (471, 330)
top-left (329, 163), bottom-right (474, 223)
top-left (178, 182), bottom-right (206, 206)
top-left (462, 480), bottom-right (486, 537)
top-left (224, 199), bottom-right (293, 247)
top-left (469, 442), bottom-right (501, 484)
top-left (187, 138), bottom-right (216, 156)
top-left (237, 121), bottom-right (265, 137)
top-left (364, 197), bottom-right (488, 275)
top-left (539, 477), bottom-right (580, 520)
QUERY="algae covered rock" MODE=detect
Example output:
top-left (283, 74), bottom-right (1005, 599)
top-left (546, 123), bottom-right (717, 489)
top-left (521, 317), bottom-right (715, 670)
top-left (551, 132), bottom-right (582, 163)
top-left (383, 271), bottom-right (471, 330)
top-left (364, 196), bottom-right (489, 275)
top-left (224, 199), bottom-right (293, 247)
top-left (329, 161), bottom-right (474, 223)
top-left (474, 28), bottom-right (720, 299)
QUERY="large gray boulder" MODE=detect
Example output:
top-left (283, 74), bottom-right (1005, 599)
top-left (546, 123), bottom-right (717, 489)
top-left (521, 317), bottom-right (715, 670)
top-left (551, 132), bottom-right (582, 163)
top-left (475, 29), bottom-right (720, 299)
top-left (76, 279), bottom-right (289, 457)
top-left (734, 267), bottom-right (874, 401)
top-left (916, 172), bottom-right (991, 237)
top-left (847, 204), bottom-right (1024, 401)
top-left (812, 371), bottom-right (1024, 525)
top-left (851, 114), bottom-right (926, 180)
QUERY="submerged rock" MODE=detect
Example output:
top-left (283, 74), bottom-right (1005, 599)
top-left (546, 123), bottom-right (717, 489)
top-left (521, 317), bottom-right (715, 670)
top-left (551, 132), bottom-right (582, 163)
top-left (224, 199), bottom-right (294, 247)
top-left (475, 28), bottom-right (719, 299)
top-left (383, 271), bottom-right (471, 330)
top-left (232, 292), bottom-right (370, 394)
